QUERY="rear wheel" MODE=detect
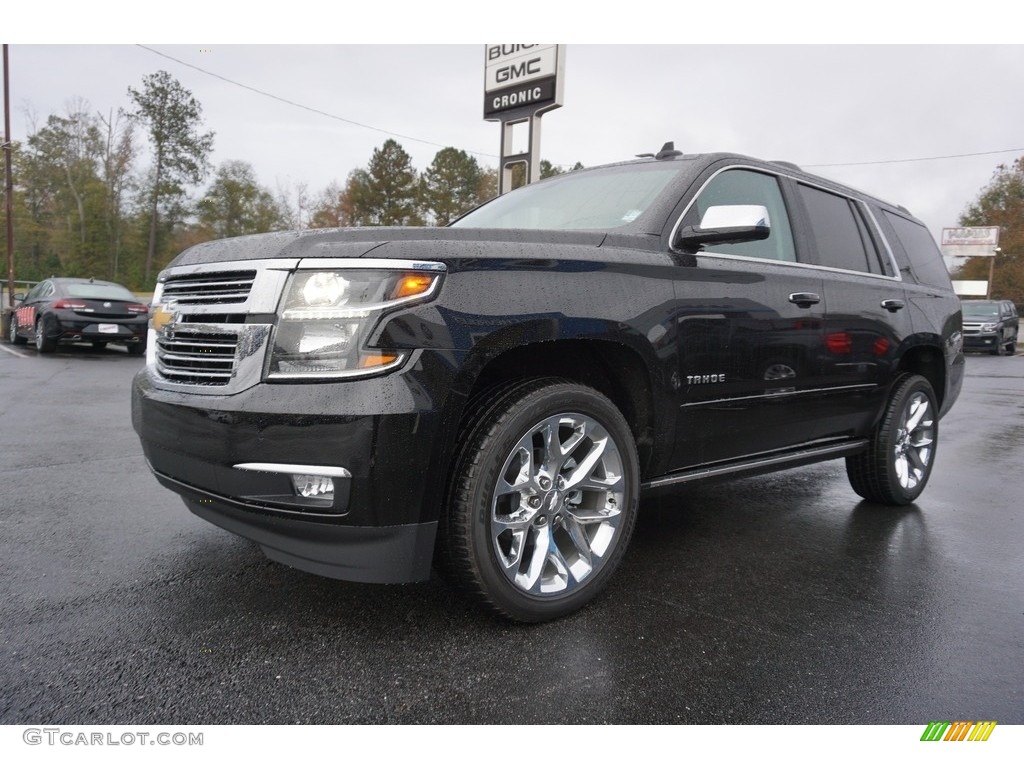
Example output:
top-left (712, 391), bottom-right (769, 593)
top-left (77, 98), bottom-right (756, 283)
top-left (92, 341), bottom-right (108, 350)
top-left (35, 319), bottom-right (56, 353)
top-left (846, 374), bottom-right (937, 505)
top-left (127, 341), bottom-right (146, 356)
top-left (440, 378), bottom-right (639, 622)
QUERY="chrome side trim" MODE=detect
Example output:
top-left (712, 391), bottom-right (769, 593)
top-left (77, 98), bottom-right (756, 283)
top-left (642, 439), bottom-right (869, 490)
top-left (234, 463), bottom-right (352, 477)
top-left (680, 383), bottom-right (876, 408)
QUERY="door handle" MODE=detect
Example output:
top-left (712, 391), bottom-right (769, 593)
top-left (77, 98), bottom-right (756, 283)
top-left (788, 292), bottom-right (820, 309)
top-left (881, 299), bottom-right (905, 313)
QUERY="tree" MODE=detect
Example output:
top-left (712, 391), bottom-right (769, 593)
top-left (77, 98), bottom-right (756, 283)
top-left (98, 109), bottom-right (136, 279)
top-left (420, 147), bottom-right (486, 226)
top-left (198, 160), bottom-right (285, 238)
top-left (955, 156), bottom-right (1024, 307)
top-left (128, 71), bottom-right (214, 283)
top-left (309, 178), bottom-right (358, 229)
top-left (349, 139), bottom-right (422, 226)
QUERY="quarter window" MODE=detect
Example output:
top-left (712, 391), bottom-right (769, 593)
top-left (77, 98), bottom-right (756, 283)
top-left (682, 169), bottom-right (797, 262)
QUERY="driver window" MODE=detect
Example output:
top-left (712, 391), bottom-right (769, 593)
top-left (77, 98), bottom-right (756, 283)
top-left (683, 169), bottom-right (797, 262)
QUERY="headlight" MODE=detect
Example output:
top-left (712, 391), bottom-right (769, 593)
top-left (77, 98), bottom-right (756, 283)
top-left (981, 323), bottom-right (998, 332)
top-left (268, 267), bottom-right (443, 379)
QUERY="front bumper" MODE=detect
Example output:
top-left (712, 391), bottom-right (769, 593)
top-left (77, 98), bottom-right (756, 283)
top-left (962, 332), bottom-right (1002, 351)
top-left (131, 351), bottom-right (461, 584)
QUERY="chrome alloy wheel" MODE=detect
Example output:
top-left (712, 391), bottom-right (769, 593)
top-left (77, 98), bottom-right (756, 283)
top-left (490, 412), bottom-right (626, 596)
top-left (892, 391), bottom-right (934, 491)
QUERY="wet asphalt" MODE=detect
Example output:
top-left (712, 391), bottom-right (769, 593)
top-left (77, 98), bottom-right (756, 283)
top-left (0, 341), bottom-right (1021, 725)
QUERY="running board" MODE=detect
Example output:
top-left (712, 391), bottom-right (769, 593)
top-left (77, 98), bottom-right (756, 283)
top-left (641, 439), bottom-right (869, 491)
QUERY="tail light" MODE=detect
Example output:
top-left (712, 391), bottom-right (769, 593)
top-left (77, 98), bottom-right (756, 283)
top-left (52, 300), bottom-right (88, 309)
top-left (127, 304), bottom-right (150, 314)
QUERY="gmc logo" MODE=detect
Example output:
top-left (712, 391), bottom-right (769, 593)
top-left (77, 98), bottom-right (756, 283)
top-left (496, 57), bottom-right (542, 83)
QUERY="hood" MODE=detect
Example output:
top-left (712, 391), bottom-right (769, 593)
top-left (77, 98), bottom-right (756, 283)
top-left (168, 227), bottom-right (608, 267)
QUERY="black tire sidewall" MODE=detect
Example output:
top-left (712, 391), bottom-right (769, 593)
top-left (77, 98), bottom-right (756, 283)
top-left (461, 383), bottom-right (639, 622)
top-left (879, 375), bottom-right (937, 505)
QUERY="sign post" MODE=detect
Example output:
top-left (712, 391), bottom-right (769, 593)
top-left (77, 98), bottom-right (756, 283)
top-left (483, 44), bottom-right (564, 194)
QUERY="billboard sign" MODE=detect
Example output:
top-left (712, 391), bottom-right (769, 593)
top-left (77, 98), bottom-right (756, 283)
top-left (484, 44), bottom-right (564, 120)
top-left (941, 226), bottom-right (1000, 258)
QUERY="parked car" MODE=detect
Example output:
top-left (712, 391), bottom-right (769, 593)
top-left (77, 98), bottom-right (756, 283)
top-left (961, 299), bottom-right (1018, 355)
top-left (132, 146), bottom-right (964, 622)
top-left (8, 277), bottom-right (149, 355)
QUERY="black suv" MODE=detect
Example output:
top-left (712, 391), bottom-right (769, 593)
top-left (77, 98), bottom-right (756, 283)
top-left (132, 149), bottom-right (964, 621)
top-left (961, 299), bottom-right (1018, 355)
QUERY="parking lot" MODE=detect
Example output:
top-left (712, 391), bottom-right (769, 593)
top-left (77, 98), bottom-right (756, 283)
top-left (1, 341), bottom-right (1021, 724)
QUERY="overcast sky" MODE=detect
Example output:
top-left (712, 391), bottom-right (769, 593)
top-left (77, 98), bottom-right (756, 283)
top-left (6, 11), bottom-right (1024, 243)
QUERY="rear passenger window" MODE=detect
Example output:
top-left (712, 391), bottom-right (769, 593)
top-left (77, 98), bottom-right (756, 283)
top-left (882, 211), bottom-right (952, 289)
top-left (798, 185), bottom-right (885, 274)
top-left (683, 169), bottom-right (797, 262)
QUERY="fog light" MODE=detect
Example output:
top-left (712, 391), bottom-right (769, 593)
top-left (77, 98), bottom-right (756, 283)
top-left (292, 474), bottom-right (335, 500)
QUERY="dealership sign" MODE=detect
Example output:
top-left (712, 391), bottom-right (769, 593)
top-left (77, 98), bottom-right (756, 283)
top-left (484, 44), bottom-right (564, 120)
top-left (941, 226), bottom-right (1000, 258)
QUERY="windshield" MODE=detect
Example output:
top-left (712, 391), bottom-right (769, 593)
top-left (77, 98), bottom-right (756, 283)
top-left (66, 283), bottom-right (137, 301)
top-left (962, 301), bottom-right (999, 317)
top-left (451, 163), bottom-right (685, 231)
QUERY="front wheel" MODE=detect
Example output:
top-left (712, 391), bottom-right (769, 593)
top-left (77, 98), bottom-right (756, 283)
top-left (440, 379), bottom-right (639, 622)
top-left (8, 316), bottom-right (27, 346)
top-left (1005, 334), bottom-right (1017, 355)
top-left (846, 374), bottom-right (937, 505)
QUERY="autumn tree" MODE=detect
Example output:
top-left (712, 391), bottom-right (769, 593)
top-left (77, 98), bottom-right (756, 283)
top-left (198, 160), bottom-right (285, 239)
top-left (420, 147), bottom-right (487, 226)
top-left (309, 177), bottom-right (358, 228)
top-left (128, 71), bottom-right (214, 283)
top-left (349, 139), bottom-right (422, 226)
top-left (955, 156), bottom-right (1024, 307)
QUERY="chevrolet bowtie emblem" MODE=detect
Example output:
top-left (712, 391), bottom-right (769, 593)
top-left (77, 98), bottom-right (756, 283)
top-left (151, 304), bottom-right (176, 335)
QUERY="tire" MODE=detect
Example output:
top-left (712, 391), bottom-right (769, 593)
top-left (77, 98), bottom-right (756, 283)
top-left (1005, 334), bottom-right (1017, 356)
top-left (127, 341), bottom-right (146, 356)
top-left (992, 338), bottom-right (1004, 356)
top-left (846, 373), bottom-right (937, 506)
top-left (440, 378), bottom-right (639, 622)
top-left (92, 341), bottom-right (108, 350)
top-left (8, 316), bottom-right (27, 346)
top-left (35, 318), bottom-right (56, 353)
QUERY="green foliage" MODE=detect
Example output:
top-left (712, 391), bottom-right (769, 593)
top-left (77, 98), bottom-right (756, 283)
top-left (347, 139), bottom-right (422, 226)
top-left (421, 147), bottom-right (487, 226)
top-left (128, 70), bottom-right (215, 281)
top-left (198, 160), bottom-right (285, 239)
top-left (956, 157), bottom-right (1024, 307)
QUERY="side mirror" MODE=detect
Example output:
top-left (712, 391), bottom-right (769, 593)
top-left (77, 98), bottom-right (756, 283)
top-left (676, 204), bottom-right (771, 251)
top-left (13, 292), bottom-right (25, 303)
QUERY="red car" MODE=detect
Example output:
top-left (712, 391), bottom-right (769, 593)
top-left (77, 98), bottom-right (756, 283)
top-left (8, 277), bottom-right (149, 355)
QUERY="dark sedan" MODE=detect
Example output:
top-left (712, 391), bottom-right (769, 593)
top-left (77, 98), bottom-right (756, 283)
top-left (8, 277), bottom-right (149, 355)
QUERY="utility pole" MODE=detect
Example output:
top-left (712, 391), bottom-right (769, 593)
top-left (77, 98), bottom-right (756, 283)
top-left (3, 44), bottom-right (14, 310)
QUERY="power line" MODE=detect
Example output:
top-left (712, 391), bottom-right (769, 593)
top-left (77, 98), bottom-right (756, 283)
top-left (136, 45), bottom-right (1022, 173)
top-left (135, 44), bottom-right (499, 160)
top-left (805, 147), bottom-right (1024, 168)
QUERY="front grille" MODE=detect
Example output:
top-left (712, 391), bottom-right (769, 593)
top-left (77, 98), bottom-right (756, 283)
top-left (161, 271), bottom-right (257, 305)
top-left (156, 330), bottom-right (239, 386)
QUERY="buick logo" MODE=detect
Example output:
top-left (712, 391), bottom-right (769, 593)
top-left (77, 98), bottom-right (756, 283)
top-left (103, 301), bottom-right (111, 308)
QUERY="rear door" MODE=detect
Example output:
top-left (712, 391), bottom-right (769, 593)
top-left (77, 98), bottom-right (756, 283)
top-left (787, 182), bottom-right (914, 438)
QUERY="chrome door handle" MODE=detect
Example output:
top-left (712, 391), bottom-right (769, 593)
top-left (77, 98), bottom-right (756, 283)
top-left (788, 292), bottom-right (820, 308)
